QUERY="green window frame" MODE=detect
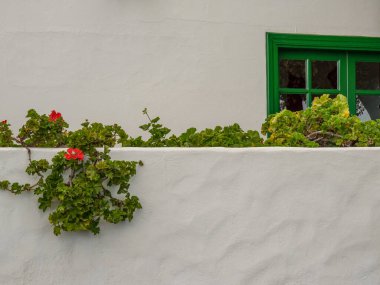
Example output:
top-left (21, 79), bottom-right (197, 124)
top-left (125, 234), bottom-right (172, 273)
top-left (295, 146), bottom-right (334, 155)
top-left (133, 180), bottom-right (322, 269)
top-left (266, 33), bottom-right (380, 116)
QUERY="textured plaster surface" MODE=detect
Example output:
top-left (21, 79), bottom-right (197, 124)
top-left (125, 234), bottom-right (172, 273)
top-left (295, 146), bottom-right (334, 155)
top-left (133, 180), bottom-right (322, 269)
top-left (0, 148), bottom-right (380, 284)
top-left (0, 1), bottom-right (380, 134)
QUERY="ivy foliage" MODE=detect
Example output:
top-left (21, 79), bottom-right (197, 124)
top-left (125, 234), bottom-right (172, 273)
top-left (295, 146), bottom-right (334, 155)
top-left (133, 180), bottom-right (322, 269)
top-left (17, 109), bottom-right (69, 147)
top-left (67, 120), bottom-right (129, 154)
top-left (0, 110), bottom-right (142, 235)
top-left (0, 120), bottom-right (15, 147)
top-left (1, 148), bottom-right (142, 235)
top-left (262, 94), bottom-right (380, 147)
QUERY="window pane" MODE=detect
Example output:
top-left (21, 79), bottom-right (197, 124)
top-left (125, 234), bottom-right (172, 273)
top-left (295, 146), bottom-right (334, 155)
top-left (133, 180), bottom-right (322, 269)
top-left (356, 95), bottom-right (380, 121)
top-left (356, 62), bottom-right (380, 90)
top-left (280, 94), bottom-right (307, 111)
top-left (280, 60), bottom-right (306, 88)
top-left (312, 61), bottom-right (337, 89)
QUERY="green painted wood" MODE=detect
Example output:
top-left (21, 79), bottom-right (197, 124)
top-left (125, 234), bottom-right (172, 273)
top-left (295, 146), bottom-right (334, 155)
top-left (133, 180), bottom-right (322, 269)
top-left (347, 54), bottom-right (356, 113)
top-left (267, 33), bottom-right (380, 52)
top-left (280, 49), bottom-right (346, 60)
top-left (306, 59), bottom-right (312, 107)
top-left (267, 33), bottom-right (380, 115)
top-left (310, 89), bottom-right (341, 95)
top-left (338, 53), bottom-right (348, 103)
top-left (279, 88), bottom-right (348, 95)
top-left (279, 88), bottom-right (308, 94)
top-left (266, 33), bottom-right (276, 115)
top-left (356, 90), bottom-right (380, 95)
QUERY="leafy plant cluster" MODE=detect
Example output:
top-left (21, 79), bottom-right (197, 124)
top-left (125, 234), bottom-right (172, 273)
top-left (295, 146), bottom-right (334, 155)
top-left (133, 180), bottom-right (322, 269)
top-left (0, 110), bottom-right (142, 235)
top-left (262, 94), bottom-right (380, 147)
top-left (123, 109), bottom-right (263, 147)
top-left (122, 95), bottom-right (380, 148)
top-left (1, 94), bottom-right (380, 236)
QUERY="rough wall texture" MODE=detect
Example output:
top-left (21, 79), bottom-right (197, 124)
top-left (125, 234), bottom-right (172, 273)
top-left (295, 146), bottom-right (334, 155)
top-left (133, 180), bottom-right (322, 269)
top-left (1, 148), bottom-right (380, 284)
top-left (0, 1), bottom-right (380, 134)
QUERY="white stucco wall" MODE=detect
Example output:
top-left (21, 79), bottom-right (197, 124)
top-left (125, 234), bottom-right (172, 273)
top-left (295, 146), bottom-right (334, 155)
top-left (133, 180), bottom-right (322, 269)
top-left (1, 1), bottom-right (380, 134)
top-left (1, 148), bottom-right (380, 284)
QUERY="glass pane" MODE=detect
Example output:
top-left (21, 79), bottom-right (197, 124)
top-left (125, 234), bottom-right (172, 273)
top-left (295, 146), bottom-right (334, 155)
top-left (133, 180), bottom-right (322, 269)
top-left (280, 60), bottom-right (306, 88)
top-left (356, 62), bottom-right (380, 90)
top-left (356, 95), bottom-right (380, 121)
top-left (312, 61), bottom-right (337, 89)
top-left (280, 94), bottom-right (307, 111)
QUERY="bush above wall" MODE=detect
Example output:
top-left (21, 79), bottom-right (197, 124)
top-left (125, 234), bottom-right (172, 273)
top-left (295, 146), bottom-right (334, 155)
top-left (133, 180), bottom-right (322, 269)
top-left (1, 95), bottom-right (379, 149)
top-left (1, 94), bottom-right (380, 236)
top-left (262, 94), bottom-right (380, 147)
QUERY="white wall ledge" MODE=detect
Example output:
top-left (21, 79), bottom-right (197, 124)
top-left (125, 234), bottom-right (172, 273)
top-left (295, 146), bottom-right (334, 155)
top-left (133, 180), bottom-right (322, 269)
top-left (0, 147), bottom-right (380, 284)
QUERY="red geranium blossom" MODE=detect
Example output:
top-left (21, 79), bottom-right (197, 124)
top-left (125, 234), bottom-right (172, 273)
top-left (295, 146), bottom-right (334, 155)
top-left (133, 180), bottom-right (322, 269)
top-left (49, 110), bottom-right (62, 122)
top-left (64, 148), bottom-right (84, 161)
top-left (1, 120), bottom-right (7, 124)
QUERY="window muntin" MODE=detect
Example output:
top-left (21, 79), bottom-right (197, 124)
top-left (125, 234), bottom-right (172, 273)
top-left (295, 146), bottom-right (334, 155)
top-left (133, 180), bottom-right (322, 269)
top-left (278, 50), bottom-right (346, 110)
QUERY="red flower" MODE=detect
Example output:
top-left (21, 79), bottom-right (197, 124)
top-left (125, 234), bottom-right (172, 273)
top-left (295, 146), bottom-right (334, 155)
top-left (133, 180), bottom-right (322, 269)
top-left (1, 120), bottom-right (7, 124)
top-left (64, 148), bottom-right (84, 161)
top-left (49, 110), bottom-right (62, 122)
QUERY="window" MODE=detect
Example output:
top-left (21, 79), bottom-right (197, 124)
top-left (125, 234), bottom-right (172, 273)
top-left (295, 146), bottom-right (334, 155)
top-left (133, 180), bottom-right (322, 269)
top-left (267, 33), bottom-right (380, 121)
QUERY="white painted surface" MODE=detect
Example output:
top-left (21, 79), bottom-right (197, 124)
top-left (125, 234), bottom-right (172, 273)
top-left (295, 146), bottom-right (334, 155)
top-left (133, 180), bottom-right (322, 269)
top-left (1, 148), bottom-right (380, 284)
top-left (0, 1), bottom-right (380, 134)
